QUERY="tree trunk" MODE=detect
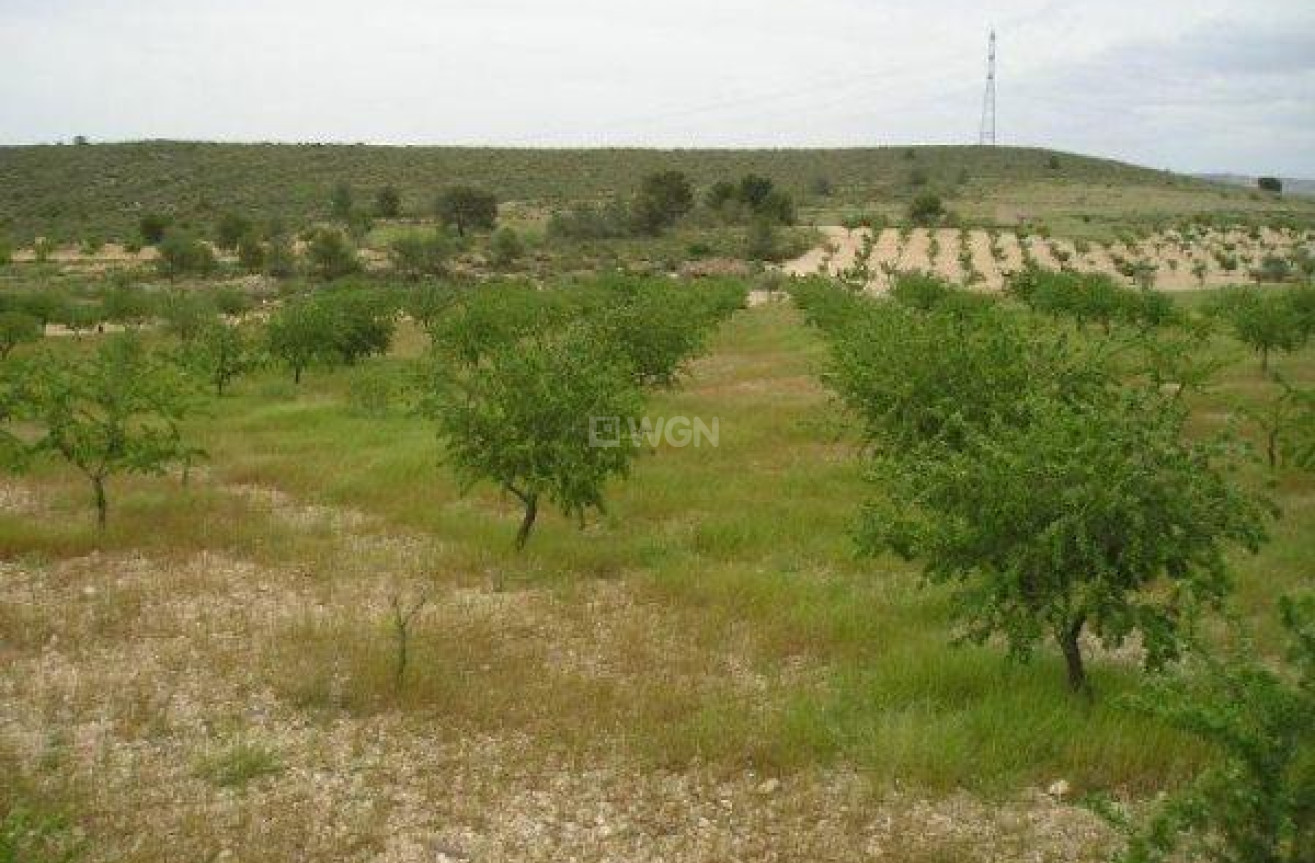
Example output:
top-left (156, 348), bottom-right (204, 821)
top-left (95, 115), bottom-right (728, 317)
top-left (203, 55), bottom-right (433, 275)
top-left (1058, 617), bottom-right (1089, 696)
top-left (1267, 428), bottom-right (1279, 469)
top-left (514, 493), bottom-right (538, 552)
top-left (1261, 346), bottom-right (1270, 372)
top-left (393, 618), bottom-right (410, 692)
top-left (92, 476), bottom-right (108, 531)
top-left (294, 364), bottom-right (303, 385)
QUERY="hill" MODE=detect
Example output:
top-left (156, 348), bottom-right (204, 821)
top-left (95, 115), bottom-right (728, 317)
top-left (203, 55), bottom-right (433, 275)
top-left (6, 141), bottom-right (1311, 244)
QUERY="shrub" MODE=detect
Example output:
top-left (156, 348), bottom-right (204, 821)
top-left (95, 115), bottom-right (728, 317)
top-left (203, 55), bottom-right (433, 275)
top-left (390, 231), bottom-right (453, 279)
top-left (329, 182), bottom-right (354, 220)
top-left (488, 227), bottom-right (524, 267)
top-left (745, 218), bottom-right (780, 262)
top-left (305, 228), bottom-right (360, 280)
top-left (138, 213), bottom-right (171, 245)
top-left (264, 233), bottom-right (297, 279)
top-left (156, 230), bottom-right (217, 279)
top-left (214, 212), bottom-right (254, 251)
top-left (236, 232), bottom-right (266, 273)
top-left (1100, 595), bottom-right (1314, 862)
top-left (546, 201), bottom-right (631, 241)
top-left (908, 192), bottom-right (945, 225)
top-left (435, 186), bottom-right (498, 236)
top-left (1257, 176), bottom-right (1283, 194)
top-left (375, 185), bottom-right (401, 218)
top-left (632, 170), bottom-right (694, 235)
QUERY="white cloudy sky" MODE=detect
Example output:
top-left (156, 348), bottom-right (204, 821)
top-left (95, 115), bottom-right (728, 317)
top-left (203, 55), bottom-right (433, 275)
top-left (2, 0), bottom-right (1313, 174)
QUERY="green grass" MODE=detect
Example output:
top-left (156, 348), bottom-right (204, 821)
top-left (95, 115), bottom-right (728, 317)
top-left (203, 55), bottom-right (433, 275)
top-left (193, 741), bottom-right (282, 790)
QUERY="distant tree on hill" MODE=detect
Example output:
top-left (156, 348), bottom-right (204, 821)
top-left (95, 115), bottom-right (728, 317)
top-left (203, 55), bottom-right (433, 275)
top-left (707, 175), bottom-right (795, 226)
top-left (908, 192), bottom-right (945, 225)
top-left (330, 182), bottom-right (354, 220)
top-left (264, 233), bottom-right (297, 279)
top-left (214, 212), bottom-right (254, 251)
top-left (156, 230), bottom-right (217, 279)
top-left (435, 186), bottom-right (498, 236)
top-left (389, 231), bottom-right (453, 279)
top-left (736, 175), bottom-right (776, 212)
top-left (705, 180), bottom-right (737, 210)
top-left (139, 213), bottom-right (172, 245)
top-left (1257, 176), bottom-right (1283, 194)
top-left (305, 228), bottom-right (360, 280)
top-left (632, 170), bottom-right (695, 235)
top-left (375, 185), bottom-right (402, 218)
top-left (236, 232), bottom-right (266, 273)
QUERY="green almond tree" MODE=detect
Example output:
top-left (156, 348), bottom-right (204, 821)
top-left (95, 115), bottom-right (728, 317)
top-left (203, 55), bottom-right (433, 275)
top-left (4, 335), bottom-right (202, 529)
top-left (433, 325), bottom-right (643, 551)
top-left (860, 389), bottom-right (1271, 695)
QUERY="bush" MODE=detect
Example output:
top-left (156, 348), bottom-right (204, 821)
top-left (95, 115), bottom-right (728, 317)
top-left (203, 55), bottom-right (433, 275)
top-left (546, 201), bottom-right (631, 241)
top-left (236, 232), bottom-right (266, 273)
top-left (215, 212), bottom-right (254, 251)
top-left (264, 233), bottom-right (297, 279)
top-left (156, 230), bottom-right (217, 279)
top-left (709, 175), bottom-right (796, 226)
top-left (305, 228), bottom-right (360, 280)
top-left (908, 192), bottom-right (945, 225)
top-left (138, 213), bottom-right (171, 245)
top-left (632, 170), bottom-right (694, 235)
top-left (1257, 176), bottom-right (1283, 194)
top-left (390, 231), bottom-right (453, 279)
top-left (488, 227), bottom-right (524, 267)
top-left (375, 185), bottom-right (401, 218)
top-left (329, 182), bottom-right (353, 219)
top-left (435, 186), bottom-right (498, 236)
top-left (745, 218), bottom-right (780, 262)
top-left (1101, 595), bottom-right (1314, 862)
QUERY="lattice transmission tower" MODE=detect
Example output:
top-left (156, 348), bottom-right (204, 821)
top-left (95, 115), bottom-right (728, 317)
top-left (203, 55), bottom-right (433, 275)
top-left (979, 29), bottom-right (997, 145)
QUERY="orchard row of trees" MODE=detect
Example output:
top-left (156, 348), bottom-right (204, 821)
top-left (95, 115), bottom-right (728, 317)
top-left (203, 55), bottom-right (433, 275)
top-left (792, 272), bottom-right (1312, 862)
top-left (0, 276), bottom-right (746, 547)
top-left (423, 277), bottom-right (746, 549)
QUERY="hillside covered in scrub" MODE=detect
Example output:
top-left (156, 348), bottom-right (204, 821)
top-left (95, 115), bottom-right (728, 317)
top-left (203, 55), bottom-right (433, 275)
top-left (6, 141), bottom-right (1308, 243)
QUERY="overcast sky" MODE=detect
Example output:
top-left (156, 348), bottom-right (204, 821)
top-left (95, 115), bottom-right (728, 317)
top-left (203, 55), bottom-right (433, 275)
top-left (2, 0), bottom-right (1312, 175)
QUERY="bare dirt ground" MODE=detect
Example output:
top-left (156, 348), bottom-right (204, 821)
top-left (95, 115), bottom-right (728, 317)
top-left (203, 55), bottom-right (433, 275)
top-left (0, 476), bottom-right (1114, 862)
top-left (782, 226), bottom-right (1312, 293)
